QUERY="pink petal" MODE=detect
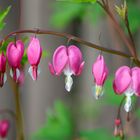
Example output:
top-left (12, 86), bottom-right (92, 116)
top-left (0, 120), bottom-right (9, 138)
top-left (76, 61), bottom-right (85, 76)
top-left (27, 37), bottom-right (42, 66)
top-left (53, 45), bottom-right (68, 75)
top-left (132, 67), bottom-right (140, 96)
top-left (68, 45), bottom-right (83, 75)
top-left (16, 40), bottom-right (24, 57)
top-left (6, 40), bottom-right (24, 68)
top-left (0, 52), bottom-right (6, 73)
top-left (48, 62), bottom-right (55, 75)
top-left (113, 66), bottom-right (131, 95)
top-left (92, 55), bottom-right (108, 86)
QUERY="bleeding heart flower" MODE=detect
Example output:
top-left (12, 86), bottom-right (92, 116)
top-left (49, 45), bottom-right (85, 92)
top-left (92, 55), bottom-right (108, 99)
top-left (0, 52), bottom-right (7, 87)
top-left (27, 37), bottom-right (42, 81)
top-left (0, 119), bottom-right (10, 138)
top-left (113, 66), bottom-right (140, 112)
top-left (6, 40), bottom-right (24, 82)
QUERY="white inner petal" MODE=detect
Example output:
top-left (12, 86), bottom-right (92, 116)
top-left (28, 66), bottom-right (35, 80)
top-left (124, 96), bottom-right (132, 112)
top-left (124, 87), bottom-right (135, 97)
top-left (4, 73), bottom-right (7, 84)
top-left (64, 65), bottom-right (73, 92)
top-left (10, 69), bottom-right (13, 78)
top-left (65, 75), bottom-right (73, 92)
top-left (16, 68), bottom-right (20, 80)
top-left (38, 66), bottom-right (41, 75)
top-left (124, 88), bottom-right (134, 112)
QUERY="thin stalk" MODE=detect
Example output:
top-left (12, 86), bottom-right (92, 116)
top-left (117, 96), bottom-right (126, 119)
top-left (14, 84), bottom-right (24, 140)
top-left (125, 16), bottom-right (135, 49)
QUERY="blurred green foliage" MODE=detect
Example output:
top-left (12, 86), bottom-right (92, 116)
top-left (50, 0), bottom-right (140, 34)
top-left (104, 76), bottom-right (121, 106)
top-left (79, 129), bottom-right (120, 140)
top-left (0, 6), bottom-right (11, 31)
top-left (32, 101), bottom-right (74, 140)
top-left (127, 2), bottom-right (140, 33)
top-left (32, 100), bottom-right (140, 140)
top-left (50, 2), bottom-right (103, 29)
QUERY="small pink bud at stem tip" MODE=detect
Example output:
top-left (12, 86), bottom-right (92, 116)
top-left (115, 119), bottom-right (121, 126)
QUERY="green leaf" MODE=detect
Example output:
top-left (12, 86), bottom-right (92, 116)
top-left (0, 6), bottom-right (11, 31)
top-left (0, 22), bottom-right (5, 31)
top-left (0, 6), bottom-right (11, 22)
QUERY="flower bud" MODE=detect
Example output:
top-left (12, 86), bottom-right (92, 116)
top-left (92, 55), bottom-right (108, 99)
top-left (27, 37), bottom-right (42, 80)
top-left (0, 119), bottom-right (10, 138)
top-left (6, 40), bottom-right (24, 82)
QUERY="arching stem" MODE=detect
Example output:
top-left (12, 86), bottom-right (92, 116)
top-left (0, 29), bottom-right (140, 66)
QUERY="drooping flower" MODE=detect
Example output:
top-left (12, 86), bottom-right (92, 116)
top-left (113, 66), bottom-right (140, 112)
top-left (0, 120), bottom-right (10, 138)
top-left (49, 45), bottom-right (85, 92)
top-left (0, 52), bottom-right (7, 87)
top-left (92, 55), bottom-right (108, 99)
top-left (6, 40), bottom-right (24, 82)
top-left (27, 37), bottom-right (42, 81)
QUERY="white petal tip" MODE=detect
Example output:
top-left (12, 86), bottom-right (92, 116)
top-left (16, 68), bottom-right (20, 80)
top-left (65, 75), bottom-right (73, 93)
top-left (124, 96), bottom-right (132, 112)
top-left (92, 85), bottom-right (104, 100)
top-left (4, 73), bottom-right (7, 84)
top-left (10, 69), bottom-right (13, 78)
top-left (28, 66), bottom-right (40, 81)
top-left (28, 66), bottom-right (35, 81)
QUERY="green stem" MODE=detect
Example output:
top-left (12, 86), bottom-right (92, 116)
top-left (14, 84), bottom-right (24, 140)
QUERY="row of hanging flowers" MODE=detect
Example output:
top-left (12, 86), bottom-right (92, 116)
top-left (0, 36), bottom-right (139, 117)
